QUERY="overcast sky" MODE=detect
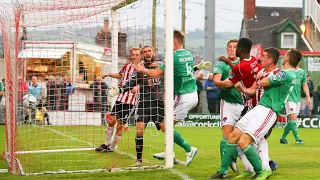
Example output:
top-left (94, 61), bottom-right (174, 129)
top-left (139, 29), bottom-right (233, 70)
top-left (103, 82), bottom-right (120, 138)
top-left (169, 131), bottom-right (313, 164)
top-left (173, 0), bottom-right (303, 32)
top-left (0, 0), bottom-right (304, 33)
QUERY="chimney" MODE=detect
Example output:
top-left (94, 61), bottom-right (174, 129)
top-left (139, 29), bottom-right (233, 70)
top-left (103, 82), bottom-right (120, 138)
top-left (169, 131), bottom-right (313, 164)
top-left (103, 18), bottom-right (109, 32)
top-left (244, 0), bottom-right (256, 20)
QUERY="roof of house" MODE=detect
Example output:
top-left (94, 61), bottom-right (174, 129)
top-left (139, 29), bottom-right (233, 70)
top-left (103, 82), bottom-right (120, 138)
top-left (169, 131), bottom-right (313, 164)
top-left (243, 6), bottom-right (308, 50)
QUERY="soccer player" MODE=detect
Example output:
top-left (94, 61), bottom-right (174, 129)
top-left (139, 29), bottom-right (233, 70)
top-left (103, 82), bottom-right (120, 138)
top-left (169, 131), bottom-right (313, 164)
top-left (232, 47), bottom-right (281, 178)
top-left (27, 76), bottom-right (51, 125)
top-left (280, 58), bottom-right (311, 145)
top-left (134, 30), bottom-right (211, 165)
top-left (214, 38), bottom-right (261, 174)
top-left (212, 39), bottom-right (243, 172)
top-left (209, 49), bottom-right (301, 180)
top-left (109, 45), bottom-right (166, 166)
top-left (95, 47), bottom-right (141, 152)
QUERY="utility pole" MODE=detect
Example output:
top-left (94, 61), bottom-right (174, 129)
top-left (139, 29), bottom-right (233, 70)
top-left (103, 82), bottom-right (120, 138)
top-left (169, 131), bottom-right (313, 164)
top-left (181, 0), bottom-right (186, 34)
top-left (152, 0), bottom-right (157, 49)
top-left (204, 0), bottom-right (215, 63)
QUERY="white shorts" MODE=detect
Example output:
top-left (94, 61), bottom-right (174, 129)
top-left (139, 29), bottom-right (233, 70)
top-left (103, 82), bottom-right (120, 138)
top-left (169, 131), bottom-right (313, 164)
top-left (174, 91), bottom-right (198, 121)
top-left (285, 102), bottom-right (301, 115)
top-left (236, 105), bottom-right (277, 144)
top-left (301, 97), bottom-right (313, 111)
top-left (220, 99), bottom-right (244, 127)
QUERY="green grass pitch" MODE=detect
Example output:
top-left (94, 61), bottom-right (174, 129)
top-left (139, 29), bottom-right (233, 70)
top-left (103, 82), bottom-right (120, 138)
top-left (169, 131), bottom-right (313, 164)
top-left (0, 125), bottom-right (320, 179)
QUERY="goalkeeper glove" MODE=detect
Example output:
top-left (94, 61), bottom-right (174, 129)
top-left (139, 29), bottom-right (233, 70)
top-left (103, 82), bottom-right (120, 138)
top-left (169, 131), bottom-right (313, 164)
top-left (196, 61), bottom-right (212, 70)
top-left (109, 86), bottom-right (120, 97)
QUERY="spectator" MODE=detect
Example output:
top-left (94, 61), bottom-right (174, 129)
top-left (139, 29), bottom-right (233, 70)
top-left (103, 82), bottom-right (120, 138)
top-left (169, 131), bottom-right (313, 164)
top-left (79, 62), bottom-right (88, 83)
top-left (90, 76), bottom-right (109, 125)
top-left (204, 73), bottom-right (219, 114)
top-left (28, 76), bottom-right (51, 125)
top-left (0, 78), bottom-right (4, 125)
top-left (47, 76), bottom-right (58, 111)
top-left (301, 74), bottom-right (314, 115)
top-left (60, 75), bottom-right (72, 111)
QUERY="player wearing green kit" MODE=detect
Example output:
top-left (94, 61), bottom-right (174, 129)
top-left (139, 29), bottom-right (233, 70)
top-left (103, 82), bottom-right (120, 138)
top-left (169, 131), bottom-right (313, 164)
top-left (134, 30), bottom-right (211, 165)
top-left (280, 68), bottom-right (310, 144)
top-left (209, 49), bottom-right (302, 180)
top-left (213, 39), bottom-right (243, 172)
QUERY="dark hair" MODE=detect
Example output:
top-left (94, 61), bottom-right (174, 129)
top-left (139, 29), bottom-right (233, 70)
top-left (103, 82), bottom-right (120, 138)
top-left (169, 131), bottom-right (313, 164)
top-left (238, 38), bottom-right (252, 53)
top-left (264, 47), bottom-right (280, 65)
top-left (227, 39), bottom-right (238, 47)
top-left (174, 30), bottom-right (185, 45)
top-left (287, 48), bottom-right (302, 67)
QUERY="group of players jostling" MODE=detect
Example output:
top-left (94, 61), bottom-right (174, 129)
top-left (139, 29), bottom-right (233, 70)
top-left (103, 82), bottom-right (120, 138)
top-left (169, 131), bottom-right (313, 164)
top-left (95, 30), bottom-right (310, 180)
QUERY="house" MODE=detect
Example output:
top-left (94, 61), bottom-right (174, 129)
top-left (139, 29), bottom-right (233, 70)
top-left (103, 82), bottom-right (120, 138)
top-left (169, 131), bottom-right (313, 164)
top-left (240, 0), bottom-right (309, 51)
top-left (302, 0), bottom-right (320, 51)
top-left (240, 0), bottom-right (320, 93)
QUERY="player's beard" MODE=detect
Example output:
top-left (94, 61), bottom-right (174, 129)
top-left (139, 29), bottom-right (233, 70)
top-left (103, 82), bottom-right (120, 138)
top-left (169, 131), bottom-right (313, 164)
top-left (144, 56), bottom-right (155, 65)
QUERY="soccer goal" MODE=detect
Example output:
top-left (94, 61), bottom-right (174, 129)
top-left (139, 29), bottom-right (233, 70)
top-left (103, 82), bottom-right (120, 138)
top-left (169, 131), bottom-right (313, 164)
top-left (1, 0), bottom-right (174, 175)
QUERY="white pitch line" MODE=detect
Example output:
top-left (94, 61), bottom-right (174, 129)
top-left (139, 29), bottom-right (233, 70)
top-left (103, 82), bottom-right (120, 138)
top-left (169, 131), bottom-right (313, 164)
top-left (34, 126), bottom-right (192, 180)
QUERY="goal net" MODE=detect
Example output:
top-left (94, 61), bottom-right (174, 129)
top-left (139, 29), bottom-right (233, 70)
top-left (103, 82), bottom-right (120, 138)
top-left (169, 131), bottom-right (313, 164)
top-left (1, 0), bottom-right (175, 175)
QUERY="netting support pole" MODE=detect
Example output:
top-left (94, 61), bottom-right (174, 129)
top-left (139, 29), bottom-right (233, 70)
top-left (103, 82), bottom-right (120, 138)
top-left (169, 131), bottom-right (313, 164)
top-left (164, 0), bottom-right (174, 169)
top-left (111, 10), bottom-right (119, 107)
top-left (71, 43), bottom-right (77, 86)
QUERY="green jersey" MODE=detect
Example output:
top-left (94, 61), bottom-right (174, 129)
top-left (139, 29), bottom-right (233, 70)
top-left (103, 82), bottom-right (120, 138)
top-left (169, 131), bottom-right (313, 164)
top-left (258, 69), bottom-right (296, 115)
top-left (288, 68), bottom-right (307, 103)
top-left (0, 81), bottom-right (3, 91)
top-left (213, 59), bottom-right (243, 104)
top-left (159, 49), bottom-right (197, 95)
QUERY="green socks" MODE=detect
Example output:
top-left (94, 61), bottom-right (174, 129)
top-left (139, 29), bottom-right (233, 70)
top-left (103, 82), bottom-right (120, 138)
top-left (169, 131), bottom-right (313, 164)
top-left (174, 128), bottom-right (191, 152)
top-left (281, 119), bottom-right (300, 140)
top-left (281, 121), bottom-right (291, 139)
top-left (243, 145), bottom-right (262, 174)
top-left (220, 137), bottom-right (227, 160)
top-left (219, 143), bottom-right (237, 174)
top-left (290, 120), bottom-right (300, 140)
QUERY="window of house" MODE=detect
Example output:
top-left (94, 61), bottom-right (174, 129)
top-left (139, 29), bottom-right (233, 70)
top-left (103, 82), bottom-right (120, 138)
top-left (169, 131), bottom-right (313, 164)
top-left (281, 32), bottom-right (297, 48)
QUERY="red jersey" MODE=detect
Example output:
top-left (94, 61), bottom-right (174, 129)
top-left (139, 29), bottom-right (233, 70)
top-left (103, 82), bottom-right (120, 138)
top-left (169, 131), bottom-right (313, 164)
top-left (256, 68), bottom-right (280, 103)
top-left (229, 56), bottom-right (261, 106)
top-left (117, 62), bottom-right (138, 105)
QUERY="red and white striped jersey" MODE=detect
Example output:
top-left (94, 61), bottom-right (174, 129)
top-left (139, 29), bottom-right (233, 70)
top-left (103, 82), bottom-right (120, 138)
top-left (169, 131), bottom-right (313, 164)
top-left (256, 68), bottom-right (279, 102)
top-left (116, 62), bottom-right (138, 105)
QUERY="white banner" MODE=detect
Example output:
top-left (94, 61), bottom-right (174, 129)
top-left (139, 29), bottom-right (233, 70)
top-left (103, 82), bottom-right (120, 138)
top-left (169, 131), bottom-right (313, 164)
top-left (308, 57), bottom-right (320, 71)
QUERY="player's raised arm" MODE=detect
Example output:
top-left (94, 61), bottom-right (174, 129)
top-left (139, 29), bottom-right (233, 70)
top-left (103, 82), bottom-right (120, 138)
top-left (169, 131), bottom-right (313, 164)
top-left (235, 81), bottom-right (257, 96)
top-left (134, 63), bottom-right (164, 77)
top-left (259, 76), bottom-right (271, 87)
top-left (102, 72), bottom-right (122, 79)
top-left (193, 61), bottom-right (212, 71)
top-left (219, 56), bottom-right (235, 68)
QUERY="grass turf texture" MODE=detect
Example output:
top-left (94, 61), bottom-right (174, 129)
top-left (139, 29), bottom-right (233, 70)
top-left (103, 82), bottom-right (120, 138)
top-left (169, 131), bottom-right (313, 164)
top-left (0, 125), bottom-right (319, 179)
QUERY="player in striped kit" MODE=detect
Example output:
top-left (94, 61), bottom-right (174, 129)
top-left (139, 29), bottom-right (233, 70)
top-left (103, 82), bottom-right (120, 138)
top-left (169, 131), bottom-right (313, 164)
top-left (95, 47), bottom-right (141, 152)
top-left (232, 47), bottom-right (280, 178)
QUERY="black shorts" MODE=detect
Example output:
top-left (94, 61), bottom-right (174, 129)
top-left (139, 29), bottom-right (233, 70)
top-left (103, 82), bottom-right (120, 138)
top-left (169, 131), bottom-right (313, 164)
top-left (37, 100), bottom-right (46, 109)
top-left (137, 100), bottom-right (164, 130)
top-left (239, 105), bottom-right (254, 120)
top-left (264, 118), bottom-right (278, 139)
top-left (110, 101), bottom-right (134, 123)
